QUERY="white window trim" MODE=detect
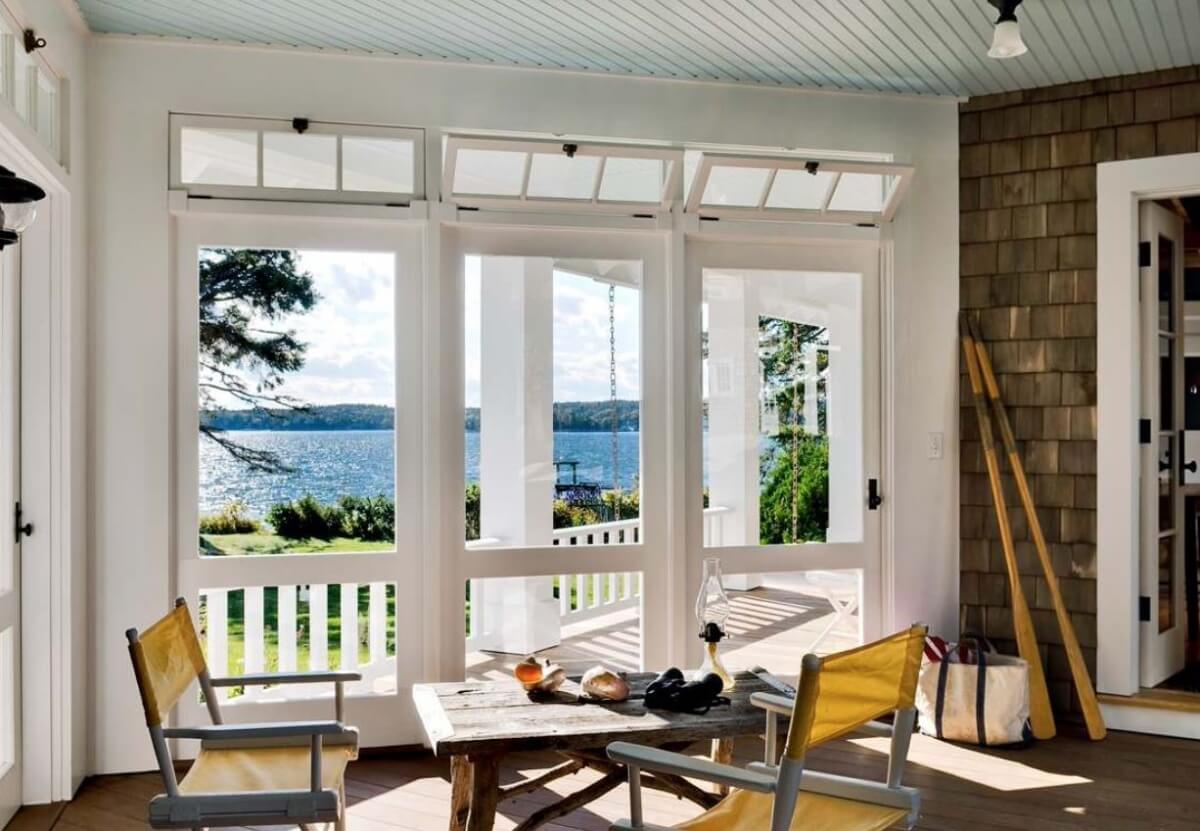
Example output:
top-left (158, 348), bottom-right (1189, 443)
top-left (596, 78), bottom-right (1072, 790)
top-left (0, 5), bottom-right (63, 164)
top-left (442, 134), bottom-right (682, 214)
top-left (685, 153), bottom-right (914, 225)
top-left (169, 113), bottom-right (425, 205)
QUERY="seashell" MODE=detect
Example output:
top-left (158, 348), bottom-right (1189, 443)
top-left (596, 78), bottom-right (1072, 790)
top-left (515, 656), bottom-right (566, 693)
top-left (581, 665), bottom-right (630, 701)
top-left (514, 656), bottom-right (545, 685)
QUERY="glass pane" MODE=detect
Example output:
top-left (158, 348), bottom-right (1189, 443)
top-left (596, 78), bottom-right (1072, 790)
top-left (11, 49), bottom-right (31, 122)
top-left (263, 132), bottom-right (337, 190)
top-left (199, 583), bottom-right (397, 700)
top-left (181, 128), bottom-right (258, 186)
top-left (465, 572), bottom-right (642, 678)
top-left (702, 166), bottom-right (770, 207)
top-left (1161, 336), bottom-right (1175, 430)
top-left (599, 157), bottom-right (665, 203)
top-left (197, 248), bottom-right (396, 555)
top-left (718, 570), bottom-right (862, 680)
top-left (1159, 434), bottom-right (1174, 531)
top-left (464, 256), bottom-right (642, 548)
top-left (341, 137), bottom-right (414, 193)
top-left (703, 269), bottom-right (862, 546)
top-left (453, 148), bottom-right (527, 195)
top-left (1158, 537), bottom-right (1175, 633)
top-left (35, 69), bottom-right (55, 150)
top-left (526, 152), bottom-right (600, 199)
top-left (765, 169), bottom-right (835, 210)
top-left (828, 172), bottom-right (885, 212)
top-left (1159, 235), bottom-right (1175, 332)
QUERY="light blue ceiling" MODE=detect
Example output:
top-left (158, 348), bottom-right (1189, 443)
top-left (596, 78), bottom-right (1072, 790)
top-left (74, 1), bottom-right (1200, 97)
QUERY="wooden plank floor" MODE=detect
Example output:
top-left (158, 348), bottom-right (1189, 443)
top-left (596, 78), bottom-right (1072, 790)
top-left (13, 727), bottom-right (1200, 830)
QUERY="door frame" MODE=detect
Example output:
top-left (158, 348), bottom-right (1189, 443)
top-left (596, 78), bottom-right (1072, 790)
top-left (170, 198), bottom-right (426, 747)
top-left (682, 230), bottom-right (884, 666)
top-left (1097, 152), bottom-right (1200, 697)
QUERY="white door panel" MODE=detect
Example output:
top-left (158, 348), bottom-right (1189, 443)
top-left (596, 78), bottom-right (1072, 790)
top-left (0, 242), bottom-right (21, 825)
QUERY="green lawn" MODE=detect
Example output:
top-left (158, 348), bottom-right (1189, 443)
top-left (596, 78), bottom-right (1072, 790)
top-left (201, 533), bottom-right (394, 556)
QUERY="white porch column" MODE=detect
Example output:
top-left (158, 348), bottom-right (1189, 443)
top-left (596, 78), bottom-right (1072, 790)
top-left (706, 274), bottom-right (762, 591)
top-left (825, 281), bottom-right (863, 544)
top-left (478, 256), bottom-right (561, 654)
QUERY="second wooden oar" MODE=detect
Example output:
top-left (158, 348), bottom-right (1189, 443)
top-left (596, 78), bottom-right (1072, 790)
top-left (960, 313), bottom-right (1057, 740)
top-left (967, 314), bottom-right (1105, 740)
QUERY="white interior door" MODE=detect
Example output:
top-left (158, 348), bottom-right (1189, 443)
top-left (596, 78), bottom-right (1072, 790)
top-left (685, 235), bottom-right (882, 672)
top-left (173, 209), bottom-right (425, 747)
top-left (0, 242), bottom-right (21, 824)
top-left (1139, 200), bottom-right (1186, 689)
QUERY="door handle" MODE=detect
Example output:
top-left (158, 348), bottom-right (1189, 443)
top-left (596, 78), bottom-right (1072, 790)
top-left (1186, 461), bottom-right (1198, 474)
top-left (13, 502), bottom-right (31, 543)
top-left (868, 478), bottom-right (883, 510)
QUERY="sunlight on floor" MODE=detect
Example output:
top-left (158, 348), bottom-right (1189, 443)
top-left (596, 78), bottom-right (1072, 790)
top-left (850, 735), bottom-right (1092, 792)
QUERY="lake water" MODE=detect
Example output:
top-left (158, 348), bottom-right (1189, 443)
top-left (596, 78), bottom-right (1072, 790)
top-left (199, 430), bottom-right (641, 516)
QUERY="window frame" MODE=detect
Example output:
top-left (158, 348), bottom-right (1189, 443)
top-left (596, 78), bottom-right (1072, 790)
top-left (169, 113), bottom-right (425, 205)
top-left (685, 153), bottom-right (914, 225)
top-left (442, 135), bottom-right (683, 214)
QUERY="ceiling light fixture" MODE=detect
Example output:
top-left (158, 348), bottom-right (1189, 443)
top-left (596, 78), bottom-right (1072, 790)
top-left (987, 0), bottom-right (1028, 59)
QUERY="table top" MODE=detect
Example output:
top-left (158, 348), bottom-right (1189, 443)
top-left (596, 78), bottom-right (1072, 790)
top-left (412, 671), bottom-right (784, 756)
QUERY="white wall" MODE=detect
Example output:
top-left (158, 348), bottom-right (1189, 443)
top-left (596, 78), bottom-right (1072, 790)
top-left (87, 36), bottom-right (959, 773)
top-left (0, 0), bottom-right (90, 802)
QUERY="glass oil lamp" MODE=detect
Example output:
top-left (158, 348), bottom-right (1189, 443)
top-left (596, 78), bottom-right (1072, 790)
top-left (694, 556), bottom-right (735, 691)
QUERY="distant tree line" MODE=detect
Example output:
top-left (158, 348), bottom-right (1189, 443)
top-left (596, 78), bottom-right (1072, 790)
top-left (204, 400), bottom-right (641, 432)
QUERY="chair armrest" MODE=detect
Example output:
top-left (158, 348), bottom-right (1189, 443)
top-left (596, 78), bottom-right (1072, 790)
top-left (750, 691), bottom-right (794, 716)
top-left (209, 670), bottom-right (362, 688)
top-left (607, 742), bottom-right (776, 793)
top-left (162, 720), bottom-right (348, 741)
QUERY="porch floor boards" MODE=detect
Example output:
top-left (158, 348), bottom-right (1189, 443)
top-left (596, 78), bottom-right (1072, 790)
top-left (465, 582), bottom-right (861, 681)
top-left (14, 728), bottom-right (1200, 830)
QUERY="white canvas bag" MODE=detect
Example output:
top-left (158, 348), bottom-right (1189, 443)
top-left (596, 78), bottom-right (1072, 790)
top-left (915, 648), bottom-right (1031, 746)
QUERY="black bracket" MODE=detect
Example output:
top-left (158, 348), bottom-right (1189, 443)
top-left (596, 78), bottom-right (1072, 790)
top-left (23, 29), bottom-right (45, 54)
top-left (292, 117), bottom-right (310, 134)
top-left (804, 160), bottom-right (820, 175)
top-left (1139, 595), bottom-right (1151, 622)
top-left (868, 478), bottom-right (883, 510)
top-left (13, 502), bottom-right (31, 544)
top-left (562, 143), bottom-right (578, 158)
top-left (1139, 240), bottom-right (1151, 268)
top-left (1139, 418), bottom-right (1152, 444)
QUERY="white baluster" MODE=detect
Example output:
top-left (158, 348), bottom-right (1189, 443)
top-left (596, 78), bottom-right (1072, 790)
top-left (607, 573), bottom-right (617, 605)
top-left (559, 575), bottom-right (569, 615)
top-left (206, 589), bottom-right (228, 699)
top-left (575, 573), bottom-right (586, 612)
top-left (591, 574), bottom-right (601, 609)
top-left (622, 572), bottom-right (632, 600)
top-left (309, 584), bottom-right (328, 671)
top-left (467, 579), bottom-right (477, 637)
top-left (369, 583), bottom-right (386, 663)
top-left (278, 585), bottom-right (297, 672)
top-left (244, 587), bottom-right (265, 676)
top-left (340, 583), bottom-right (358, 670)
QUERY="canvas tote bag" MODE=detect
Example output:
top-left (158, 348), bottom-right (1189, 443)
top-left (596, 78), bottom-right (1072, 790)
top-left (915, 645), bottom-right (1032, 746)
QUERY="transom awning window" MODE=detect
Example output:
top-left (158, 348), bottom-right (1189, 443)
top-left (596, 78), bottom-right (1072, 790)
top-left (685, 153), bottom-right (914, 224)
top-left (443, 136), bottom-right (682, 213)
top-left (170, 114), bottom-right (424, 204)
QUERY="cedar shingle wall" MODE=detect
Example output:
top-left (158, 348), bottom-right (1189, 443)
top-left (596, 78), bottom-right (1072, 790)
top-left (959, 66), bottom-right (1200, 715)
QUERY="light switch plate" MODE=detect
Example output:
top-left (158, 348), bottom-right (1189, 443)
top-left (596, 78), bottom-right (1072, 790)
top-left (928, 431), bottom-right (944, 460)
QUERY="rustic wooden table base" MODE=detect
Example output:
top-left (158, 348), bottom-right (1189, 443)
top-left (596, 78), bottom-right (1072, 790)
top-left (449, 743), bottom-right (725, 831)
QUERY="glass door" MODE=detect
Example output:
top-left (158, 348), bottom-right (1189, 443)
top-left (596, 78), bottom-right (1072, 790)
top-left (174, 212), bottom-right (424, 745)
top-left (686, 237), bottom-right (881, 677)
top-left (1139, 201), bottom-right (1186, 688)
top-left (0, 242), bottom-right (20, 824)
top-left (446, 224), bottom-right (669, 678)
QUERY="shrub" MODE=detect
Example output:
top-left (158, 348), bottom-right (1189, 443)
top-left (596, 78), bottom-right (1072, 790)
top-left (199, 500), bottom-right (262, 535)
top-left (759, 434), bottom-right (829, 544)
top-left (267, 494), bottom-right (344, 540)
top-left (465, 484), bottom-right (480, 541)
top-left (338, 494), bottom-right (394, 542)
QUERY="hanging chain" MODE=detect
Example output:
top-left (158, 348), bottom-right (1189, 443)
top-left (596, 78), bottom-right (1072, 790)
top-left (791, 323), bottom-right (800, 543)
top-left (609, 284), bottom-right (621, 522)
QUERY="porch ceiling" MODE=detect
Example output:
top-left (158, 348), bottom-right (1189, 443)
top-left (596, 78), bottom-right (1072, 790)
top-left (75, 1), bottom-right (1200, 98)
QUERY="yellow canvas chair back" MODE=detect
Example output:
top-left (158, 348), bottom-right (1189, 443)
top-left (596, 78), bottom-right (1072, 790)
top-left (127, 600), bottom-right (208, 727)
top-left (784, 624), bottom-right (926, 759)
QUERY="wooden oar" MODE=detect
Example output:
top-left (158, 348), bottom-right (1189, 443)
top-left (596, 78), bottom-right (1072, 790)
top-left (967, 314), bottom-right (1106, 740)
top-left (960, 314), bottom-right (1057, 740)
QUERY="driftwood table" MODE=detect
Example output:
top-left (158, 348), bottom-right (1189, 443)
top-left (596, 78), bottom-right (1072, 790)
top-left (412, 671), bottom-right (782, 831)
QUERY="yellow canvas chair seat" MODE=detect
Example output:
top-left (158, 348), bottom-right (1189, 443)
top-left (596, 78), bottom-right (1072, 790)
top-left (181, 744), bottom-right (357, 795)
top-left (676, 788), bottom-right (908, 831)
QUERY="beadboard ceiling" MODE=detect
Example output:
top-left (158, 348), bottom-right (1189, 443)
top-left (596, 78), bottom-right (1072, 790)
top-left (75, 0), bottom-right (1200, 98)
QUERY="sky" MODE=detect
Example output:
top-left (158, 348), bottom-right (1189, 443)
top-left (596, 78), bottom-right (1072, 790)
top-left (209, 249), bottom-right (640, 409)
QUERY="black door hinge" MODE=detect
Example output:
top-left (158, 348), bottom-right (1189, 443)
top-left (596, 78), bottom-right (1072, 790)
top-left (1139, 241), bottom-right (1151, 268)
top-left (13, 502), bottom-right (31, 544)
top-left (868, 478), bottom-right (883, 510)
top-left (1139, 595), bottom-right (1151, 622)
top-left (1139, 418), bottom-right (1152, 444)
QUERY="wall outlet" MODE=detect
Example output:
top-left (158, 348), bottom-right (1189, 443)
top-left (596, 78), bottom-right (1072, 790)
top-left (928, 431), bottom-right (944, 460)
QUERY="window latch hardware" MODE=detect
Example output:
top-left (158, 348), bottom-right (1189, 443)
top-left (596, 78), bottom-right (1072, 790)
top-left (13, 502), bottom-right (31, 543)
top-left (868, 478), bottom-right (883, 510)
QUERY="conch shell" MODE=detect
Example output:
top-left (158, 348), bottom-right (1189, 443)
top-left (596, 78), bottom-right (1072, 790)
top-left (581, 665), bottom-right (630, 701)
top-left (514, 656), bottom-right (566, 693)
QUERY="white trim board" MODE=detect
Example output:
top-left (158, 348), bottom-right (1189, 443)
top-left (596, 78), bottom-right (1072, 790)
top-left (1096, 152), bottom-right (1200, 698)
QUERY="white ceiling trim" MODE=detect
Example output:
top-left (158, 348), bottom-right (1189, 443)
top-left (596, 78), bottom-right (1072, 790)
top-left (74, 0), bottom-right (1200, 98)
